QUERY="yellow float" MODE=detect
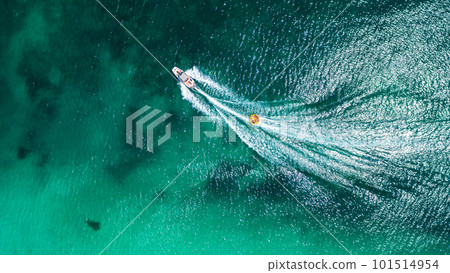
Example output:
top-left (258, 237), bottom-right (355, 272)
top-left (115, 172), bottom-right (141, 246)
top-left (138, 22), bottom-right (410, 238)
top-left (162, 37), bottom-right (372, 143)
top-left (249, 114), bottom-right (260, 125)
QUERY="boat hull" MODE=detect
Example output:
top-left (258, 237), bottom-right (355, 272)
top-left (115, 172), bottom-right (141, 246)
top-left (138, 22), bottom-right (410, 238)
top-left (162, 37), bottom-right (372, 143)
top-left (172, 67), bottom-right (196, 89)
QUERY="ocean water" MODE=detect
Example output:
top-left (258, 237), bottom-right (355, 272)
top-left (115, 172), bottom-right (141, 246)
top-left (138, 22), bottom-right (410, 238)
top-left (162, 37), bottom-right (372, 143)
top-left (0, 0), bottom-right (448, 254)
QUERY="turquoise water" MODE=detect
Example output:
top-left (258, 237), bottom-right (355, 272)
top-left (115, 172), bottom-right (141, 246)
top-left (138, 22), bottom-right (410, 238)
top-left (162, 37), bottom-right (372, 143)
top-left (0, 0), bottom-right (449, 254)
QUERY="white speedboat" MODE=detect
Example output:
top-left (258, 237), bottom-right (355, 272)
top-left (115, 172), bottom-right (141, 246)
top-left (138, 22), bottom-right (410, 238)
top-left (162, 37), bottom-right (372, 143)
top-left (172, 67), bottom-right (196, 89)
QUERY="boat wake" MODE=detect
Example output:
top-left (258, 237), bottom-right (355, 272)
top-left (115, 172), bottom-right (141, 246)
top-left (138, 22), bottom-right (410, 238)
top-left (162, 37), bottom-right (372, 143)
top-left (180, 67), bottom-right (449, 197)
top-left (174, 0), bottom-right (450, 253)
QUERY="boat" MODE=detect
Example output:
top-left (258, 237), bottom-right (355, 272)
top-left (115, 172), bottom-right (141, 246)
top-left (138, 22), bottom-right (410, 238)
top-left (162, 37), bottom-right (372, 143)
top-left (172, 67), bottom-right (196, 89)
top-left (249, 114), bottom-right (260, 125)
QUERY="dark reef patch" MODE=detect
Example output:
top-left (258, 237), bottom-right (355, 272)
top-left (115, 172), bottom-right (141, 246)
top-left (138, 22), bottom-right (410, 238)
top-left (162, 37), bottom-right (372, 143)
top-left (17, 146), bottom-right (31, 159)
top-left (205, 161), bottom-right (252, 196)
top-left (86, 219), bottom-right (100, 231)
top-left (105, 144), bottom-right (159, 183)
top-left (36, 99), bottom-right (57, 120)
top-left (244, 175), bottom-right (290, 202)
top-left (105, 159), bottom-right (137, 183)
top-left (37, 153), bottom-right (50, 167)
top-left (17, 49), bottom-right (54, 102)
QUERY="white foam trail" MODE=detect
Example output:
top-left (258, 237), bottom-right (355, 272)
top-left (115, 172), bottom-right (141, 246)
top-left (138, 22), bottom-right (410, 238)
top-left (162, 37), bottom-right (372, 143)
top-left (180, 67), bottom-right (449, 192)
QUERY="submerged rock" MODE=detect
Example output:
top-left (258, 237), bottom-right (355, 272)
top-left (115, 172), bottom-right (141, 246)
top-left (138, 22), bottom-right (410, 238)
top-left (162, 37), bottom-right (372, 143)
top-left (86, 219), bottom-right (100, 231)
top-left (17, 147), bottom-right (31, 159)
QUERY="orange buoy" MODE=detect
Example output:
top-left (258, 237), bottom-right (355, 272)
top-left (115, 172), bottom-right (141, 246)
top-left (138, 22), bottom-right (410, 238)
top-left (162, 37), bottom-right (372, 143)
top-left (249, 114), bottom-right (260, 125)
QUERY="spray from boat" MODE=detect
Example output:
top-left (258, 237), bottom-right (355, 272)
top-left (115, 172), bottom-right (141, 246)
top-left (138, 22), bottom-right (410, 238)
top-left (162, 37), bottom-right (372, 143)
top-left (172, 67), bottom-right (260, 126)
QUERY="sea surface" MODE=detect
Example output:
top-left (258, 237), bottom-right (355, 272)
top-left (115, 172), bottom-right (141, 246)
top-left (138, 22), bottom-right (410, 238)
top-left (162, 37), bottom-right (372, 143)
top-left (0, 0), bottom-right (448, 254)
